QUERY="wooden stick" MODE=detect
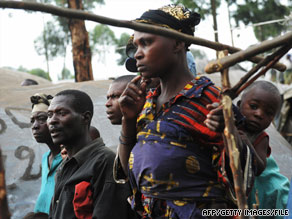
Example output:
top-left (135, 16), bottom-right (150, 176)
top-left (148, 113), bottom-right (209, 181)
top-left (0, 0), bottom-right (286, 72)
top-left (219, 51), bottom-right (248, 217)
top-left (0, 148), bottom-right (10, 219)
top-left (219, 50), bottom-right (231, 90)
top-left (204, 32), bottom-right (291, 73)
top-left (222, 96), bottom-right (248, 217)
top-left (228, 44), bottom-right (292, 98)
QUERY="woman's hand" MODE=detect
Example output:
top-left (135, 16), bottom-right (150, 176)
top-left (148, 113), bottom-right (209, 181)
top-left (204, 102), bottom-right (225, 132)
top-left (119, 75), bottom-right (147, 120)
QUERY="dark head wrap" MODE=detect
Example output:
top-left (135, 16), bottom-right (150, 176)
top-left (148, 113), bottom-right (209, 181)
top-left (135, 5), bottom-right (200, 37)
top-left (125, 4), bottom-right (201, 72)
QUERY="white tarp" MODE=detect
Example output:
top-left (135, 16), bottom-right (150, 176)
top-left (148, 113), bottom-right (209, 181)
top-left (1, 67), bottom-right (292, 218)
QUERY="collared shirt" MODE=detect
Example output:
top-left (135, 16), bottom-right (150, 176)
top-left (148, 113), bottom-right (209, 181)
top-left (34, 151), bottom-right (62, 214)
top-left (49, 138), bottom-right (134, 219)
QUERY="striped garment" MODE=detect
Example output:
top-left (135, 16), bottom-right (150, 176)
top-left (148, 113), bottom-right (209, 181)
top-left (128, 76), bottom-right (236, 218)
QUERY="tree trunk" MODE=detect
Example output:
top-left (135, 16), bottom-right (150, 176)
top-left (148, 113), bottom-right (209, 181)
top-left (67, 0), bottom-right (93, 82)
top-left (211, 0), bottom-right (218, 43)
top-left (226, 0), bottom-right (234, 47)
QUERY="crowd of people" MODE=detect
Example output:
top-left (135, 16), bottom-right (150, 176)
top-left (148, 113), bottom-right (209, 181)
top-left (20, 4), bottom-right (291, 219)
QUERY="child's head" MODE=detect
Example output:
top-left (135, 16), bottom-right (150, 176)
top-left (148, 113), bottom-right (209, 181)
top-left (238, 81), bottom-right (281, 134)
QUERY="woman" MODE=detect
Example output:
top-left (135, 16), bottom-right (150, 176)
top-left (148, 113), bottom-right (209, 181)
top-left (117, 5), bottom-right (238, 218)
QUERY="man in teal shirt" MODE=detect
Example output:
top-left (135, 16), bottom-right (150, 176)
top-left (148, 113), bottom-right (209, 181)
top-left (30, 93), bottom-right (62, 214)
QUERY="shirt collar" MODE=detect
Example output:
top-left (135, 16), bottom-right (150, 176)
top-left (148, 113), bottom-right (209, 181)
top-left (72, 138), bottom-right (105, 166)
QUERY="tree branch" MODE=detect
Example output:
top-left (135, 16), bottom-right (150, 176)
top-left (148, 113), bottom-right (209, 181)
top-left (204, 33), bottom-right (292, 73)
top-left (219, 51), bottom-right (248, 217)
top-left (0, 0), bottom-right (286, 71)
top-left (222, 95), bottom-right (248, 217)
top-left (234, 45), bottom-right (291, 96)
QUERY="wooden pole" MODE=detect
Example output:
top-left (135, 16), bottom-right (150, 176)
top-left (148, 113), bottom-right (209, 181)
top-left (0, 148), bottom-right (10, 219)
top-left (0, 0), bottom-right (287, 72)
top-left (204, 33), bottom-right (292, 73)
top-left (228, 44), bottom-right (292, 98)
top-left (219, 51), bottom-right (248, 218)
top-left (222, 95), bottom-right (248, 217)
top-left (234, 45), bottom-right (291, 96)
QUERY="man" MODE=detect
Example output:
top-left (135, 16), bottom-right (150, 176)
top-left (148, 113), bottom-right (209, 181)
top-left (105, 75), bottom-right (135, 125)
top-left (47, 89), bottom-right (133, 219)
top-left (30, 93), bottom-right (62, 215)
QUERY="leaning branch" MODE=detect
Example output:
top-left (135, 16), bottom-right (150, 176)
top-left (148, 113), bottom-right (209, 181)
top-left (204, 32), bottom-right (292, 73)
top-left (0, 0), bottom-right (286, 72)
top-left (229, 44), bottom-right (292, 98)
top-left (234, 45), bottom-right (291, 96)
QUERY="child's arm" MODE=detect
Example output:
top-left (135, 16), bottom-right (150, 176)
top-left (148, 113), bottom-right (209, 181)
top-left (247, 133), bottom-right (268, 175)
top-left (205, 103), bottom-right (267, 175)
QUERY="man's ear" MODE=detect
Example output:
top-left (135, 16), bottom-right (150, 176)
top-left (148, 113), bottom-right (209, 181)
top-left (173, 40), bottom-right (185, 53)
top-left (82, 111), bottom-right (92, 126)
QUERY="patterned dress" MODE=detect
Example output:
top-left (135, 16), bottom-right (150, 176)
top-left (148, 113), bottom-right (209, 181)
top-left (127, 76), bottom-right (234, 218)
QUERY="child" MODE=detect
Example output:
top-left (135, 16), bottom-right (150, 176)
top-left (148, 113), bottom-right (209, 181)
top-left (237, 81), bottom-right (290, 212)
top-left (237, 80), bottom-right (282, 174)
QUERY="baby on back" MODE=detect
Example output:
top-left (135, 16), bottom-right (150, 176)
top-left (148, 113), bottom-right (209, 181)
top-left (237, 80), bottom-right (282, 174)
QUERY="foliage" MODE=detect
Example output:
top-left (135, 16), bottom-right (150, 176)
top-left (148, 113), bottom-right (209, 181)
top-left (115, 33), bottom-right (131, 66)
top-left (29, 68), bottom-right (51, 81)
top-left (33, 0), bottom-right (104, 81)
top-left (34, 20), bottom-right (69, 61)
top-left (230, 0), bottom-right (291, 41)
top-left (17, 66), bottom-right (29, 73)
top-left (189, 48), bottom-right (207, 59)
top-left (90, 24), bottom-right (117, 62)
top-left (16, 66), bottom-right (51, 80)
top-left (54, 0), bottom-right (104, 11)
top-left (170, 0), bottom-right (221, 20)
top-left (58, 67), bottom-right (74, 80)
top-left (90, 24), bottom-right (117, 52)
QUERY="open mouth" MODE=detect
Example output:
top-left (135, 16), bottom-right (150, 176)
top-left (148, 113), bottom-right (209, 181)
top-left (106, 113), bottom-right (115, 120)
top-left (50, 128), bottom-right (62, 138)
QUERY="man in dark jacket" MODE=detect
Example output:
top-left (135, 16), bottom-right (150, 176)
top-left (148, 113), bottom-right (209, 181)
top-left (47, 89), bottom-right (134, 219)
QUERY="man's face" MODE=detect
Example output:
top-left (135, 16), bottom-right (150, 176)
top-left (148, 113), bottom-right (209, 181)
top-left (133, 31), bottom-right (176, 79)
top-left (105, 82), bottom-right (127, 125)
top-left (47, 95), bottom-right (83, 146)
top-left (31, 111), bottom-right (51, 144)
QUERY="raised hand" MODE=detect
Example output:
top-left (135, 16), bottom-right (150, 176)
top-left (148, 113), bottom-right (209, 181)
top-left (119, 75), bottom-right (147, 120)
top-left (204, 102), bottom-right (225, 132)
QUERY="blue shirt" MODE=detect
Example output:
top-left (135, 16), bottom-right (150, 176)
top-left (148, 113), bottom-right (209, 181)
top-left (186, 51), bottom-right (197, 76)
top-left (285, 178), bottom-right (292, 219)
top-left (249, 155), bottom-right (290, 219)
top-left (34, 151), bottom-right (62, 214)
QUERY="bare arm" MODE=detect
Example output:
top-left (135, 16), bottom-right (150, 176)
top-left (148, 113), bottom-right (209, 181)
top-left (118, 75), bottom-right (147, 175)
top-left (205, 103), bottom-right (267, 175)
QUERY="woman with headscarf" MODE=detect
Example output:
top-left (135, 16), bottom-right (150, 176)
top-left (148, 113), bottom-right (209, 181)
top-left (116, 4), bottom-right (252, 218)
